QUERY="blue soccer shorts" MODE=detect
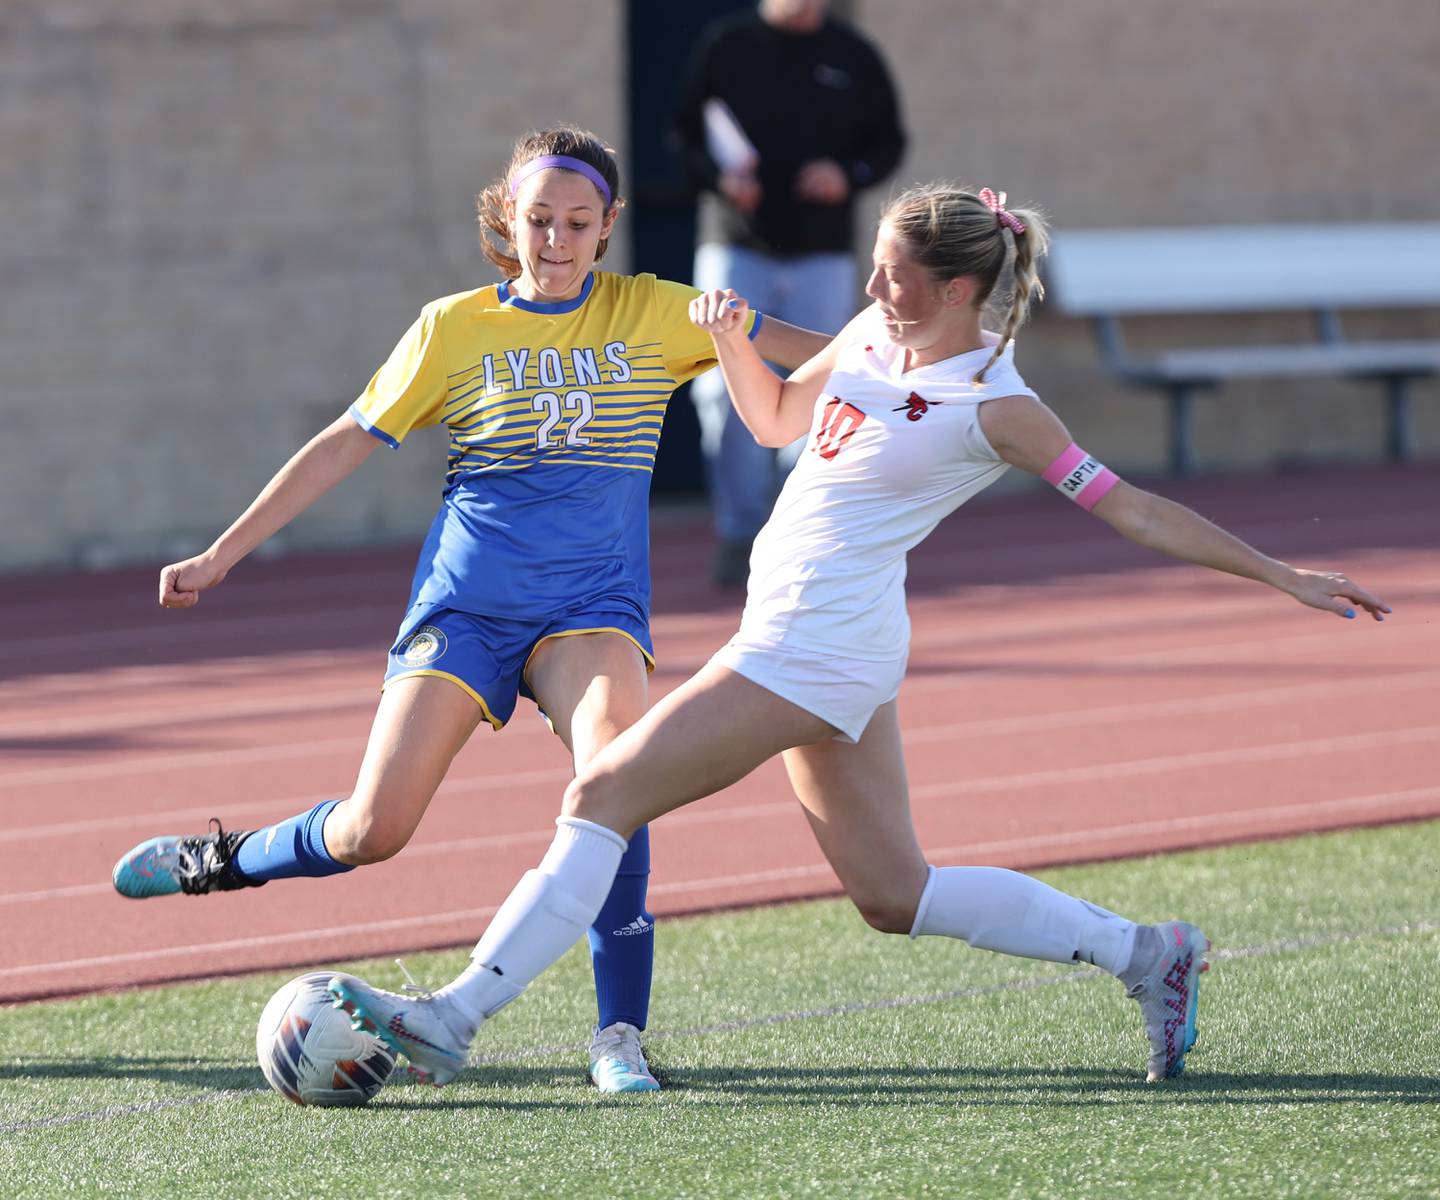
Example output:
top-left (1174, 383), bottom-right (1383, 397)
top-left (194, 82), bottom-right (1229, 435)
top-left (383, 603), bottom-right (654, 729)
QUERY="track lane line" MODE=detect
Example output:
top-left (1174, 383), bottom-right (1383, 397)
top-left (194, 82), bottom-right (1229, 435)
top-left (3, 712), bottom-right (1436, 899)
top-left (5, 630), bottom-right (1436, 790)
top-left (6, 784), bottom-right (1439, 971)
top-left (4, 708), bottom-right (1436, 856)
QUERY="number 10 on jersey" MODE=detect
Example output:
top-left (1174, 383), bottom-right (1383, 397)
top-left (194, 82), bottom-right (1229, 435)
top-left (814, 399), bottom-right (865, 460)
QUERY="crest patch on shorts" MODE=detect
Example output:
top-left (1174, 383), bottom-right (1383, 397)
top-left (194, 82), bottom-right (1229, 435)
top-left (397, 625), bottom-right (448, 666)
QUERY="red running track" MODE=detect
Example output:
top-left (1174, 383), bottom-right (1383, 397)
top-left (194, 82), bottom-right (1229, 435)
top-left (2, 464), bottom-right (1437, 1004)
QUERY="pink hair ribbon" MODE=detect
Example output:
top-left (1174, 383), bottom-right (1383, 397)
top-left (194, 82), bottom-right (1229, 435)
top-left (978, 187), bottom-right (1026, 236)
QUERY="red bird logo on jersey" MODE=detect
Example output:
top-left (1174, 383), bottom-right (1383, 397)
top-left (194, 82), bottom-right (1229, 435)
top-left (893, 392), bottom-right (938, 422)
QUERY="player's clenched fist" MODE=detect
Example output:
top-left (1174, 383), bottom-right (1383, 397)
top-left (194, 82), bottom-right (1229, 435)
top-left (159, 554), bottom-right (229, 608)
top-left (689, 288), bottom-right (749, 335)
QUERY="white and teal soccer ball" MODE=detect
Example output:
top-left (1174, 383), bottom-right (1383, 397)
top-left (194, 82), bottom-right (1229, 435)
top-left (256, 972), bottom-right (397, 1106)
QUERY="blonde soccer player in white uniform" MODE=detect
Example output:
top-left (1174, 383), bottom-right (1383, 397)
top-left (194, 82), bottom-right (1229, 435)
top-left (331, 183), bottom-right (1391, 1087)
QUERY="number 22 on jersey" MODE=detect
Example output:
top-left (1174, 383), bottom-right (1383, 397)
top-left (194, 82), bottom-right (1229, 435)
top-left (813, 399), bottom-right (866, 461)
top-left (533, 390), bottom-right (595, 448)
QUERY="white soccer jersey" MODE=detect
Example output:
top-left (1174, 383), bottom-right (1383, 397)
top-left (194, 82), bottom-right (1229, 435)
top-left (739, 320), bottom-right (1036, 662)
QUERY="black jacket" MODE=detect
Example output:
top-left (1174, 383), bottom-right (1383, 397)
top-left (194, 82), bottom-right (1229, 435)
top-left (670, 13), bottom-right (907, 256)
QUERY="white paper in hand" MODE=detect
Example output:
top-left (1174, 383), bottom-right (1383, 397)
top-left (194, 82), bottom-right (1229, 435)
top-left (703, 98), bottom-right (760, 174)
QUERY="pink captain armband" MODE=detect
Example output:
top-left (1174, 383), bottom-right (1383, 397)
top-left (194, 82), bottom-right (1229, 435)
top-left (1040, 443), bottom-right (1121, 511)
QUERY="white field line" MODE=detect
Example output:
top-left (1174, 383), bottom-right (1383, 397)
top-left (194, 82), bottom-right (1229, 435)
top-left (7, 781), bottom-right (1440, 959)
top-left (0, 1089), bottom-right (267, 1134)
top-left (2, 918), bottom-right (1435, 1134)
top-left (471, 920), bottom-right (1440, 1063)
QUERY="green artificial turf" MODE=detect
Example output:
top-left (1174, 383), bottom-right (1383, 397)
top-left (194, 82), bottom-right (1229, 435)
top-left (3, 821), bottom-right (1437, 1199)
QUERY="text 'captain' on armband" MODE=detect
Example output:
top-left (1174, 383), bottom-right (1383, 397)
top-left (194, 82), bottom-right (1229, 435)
top-left (1041, 444), bottom-right (1120, 512)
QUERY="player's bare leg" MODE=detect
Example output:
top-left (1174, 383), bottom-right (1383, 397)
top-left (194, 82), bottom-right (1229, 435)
top-left (785, 701), bottom-right (1209, 1080)
top-left (780, 701), bottom-right (929, 933)
top-left (525, 630), bottom-right (650, 769)
top-left (322, 675), bottom-right (489, 863)
top-left (333, 665), bottom-right (835, 1084)
top-left (527, 632), bottom-right (663, 1092)
top-left (112, 675), bottom-right (482, 897)
top-left (566, 661), bottom-right (836, 835)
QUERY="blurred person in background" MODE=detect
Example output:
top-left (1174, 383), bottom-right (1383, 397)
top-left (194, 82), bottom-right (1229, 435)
top-left (671, 0), bottom-right (906, 585)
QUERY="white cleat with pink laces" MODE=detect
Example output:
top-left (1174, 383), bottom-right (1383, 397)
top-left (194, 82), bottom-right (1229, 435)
top-left (1126, 921), bottom-right (1211, 1082)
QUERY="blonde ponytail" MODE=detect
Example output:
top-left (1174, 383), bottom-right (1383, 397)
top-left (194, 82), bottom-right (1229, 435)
top-left (978, 202), bottom-right (1049, 381)
top-left (880, 184), bottom-right (1051, 381)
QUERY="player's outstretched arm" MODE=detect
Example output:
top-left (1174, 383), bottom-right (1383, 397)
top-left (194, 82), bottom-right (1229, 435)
top-left (978, 394), bottom-right (1392, 621)
top-left (690, 291), bottom-right (870, 447)
top-left (750, 312), bottom-right (832, 371)
top-left (159, 414), bottom-right (380, 609)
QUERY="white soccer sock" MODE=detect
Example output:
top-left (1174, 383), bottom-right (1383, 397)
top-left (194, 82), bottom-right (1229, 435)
top-left (907, 865), bottom-right (1137, 975)
top-left (437, 816), bottom-right (627, 1031)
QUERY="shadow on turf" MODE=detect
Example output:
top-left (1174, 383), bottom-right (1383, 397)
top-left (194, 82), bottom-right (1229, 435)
top-left (377, 1063), bottom-right (1439, 1110)
top-left (642, 1065), bottom-right (1440, 1105)
top-left (0, 1058), bottom-right (596, 1099)
top-left (0, 1056), bottom-right (261, 1090)
top-left (10, 1059), bottom-right (1435, 1109)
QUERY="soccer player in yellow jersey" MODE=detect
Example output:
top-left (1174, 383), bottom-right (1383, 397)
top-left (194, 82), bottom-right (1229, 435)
top-left (110, 127), bottom-right (830, 1092)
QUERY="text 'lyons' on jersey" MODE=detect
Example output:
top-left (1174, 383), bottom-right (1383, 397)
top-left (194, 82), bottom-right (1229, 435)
top-left (348, 272), bottom-right (760, 622)
top-left (743, 319), bottom-right (1035, 663)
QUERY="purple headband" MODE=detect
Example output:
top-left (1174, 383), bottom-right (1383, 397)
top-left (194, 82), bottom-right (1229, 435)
top-left (509, 154), bottom-right (613, 207)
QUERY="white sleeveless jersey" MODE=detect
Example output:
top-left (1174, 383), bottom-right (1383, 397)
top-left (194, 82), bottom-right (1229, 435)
top-left (739, 321), bottom-right (1036, 662)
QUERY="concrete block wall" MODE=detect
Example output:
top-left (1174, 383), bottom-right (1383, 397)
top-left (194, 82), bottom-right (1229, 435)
top-left (1, 0), bottom-right (1434, 569)
top-left (0, 0), bottom-right (626, 569)
top-left (854, 0), bottom-right (1440, 478)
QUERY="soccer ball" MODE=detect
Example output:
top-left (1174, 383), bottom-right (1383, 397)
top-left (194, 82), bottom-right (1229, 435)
top-left (256, 972), bottom-right (397, 1106)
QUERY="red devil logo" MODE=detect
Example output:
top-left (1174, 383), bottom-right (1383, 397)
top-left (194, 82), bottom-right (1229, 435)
top-left (893, 392), bottom-right (935, 422)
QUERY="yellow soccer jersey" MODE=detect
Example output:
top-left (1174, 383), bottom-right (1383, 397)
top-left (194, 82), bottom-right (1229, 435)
top-left (349, 271), bottom-right (761, 622)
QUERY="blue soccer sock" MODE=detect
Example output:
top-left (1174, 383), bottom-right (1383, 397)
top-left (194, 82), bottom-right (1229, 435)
top-left (586, 823), bottom-right (654, 1031)
top-left (230, 799), bottom-right (355, 883)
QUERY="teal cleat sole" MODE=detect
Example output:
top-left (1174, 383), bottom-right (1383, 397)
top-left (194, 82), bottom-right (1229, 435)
top-left (591, 1064), bottom-right (661, 1094)
top-left (1172, 948), bottom-right (1209, 1076)
top-left (111, 837), bottom-right (183, 898)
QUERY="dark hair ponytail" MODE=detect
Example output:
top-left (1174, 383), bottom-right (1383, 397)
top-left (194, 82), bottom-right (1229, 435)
top-left (476, 126), bottom-right (625, 279)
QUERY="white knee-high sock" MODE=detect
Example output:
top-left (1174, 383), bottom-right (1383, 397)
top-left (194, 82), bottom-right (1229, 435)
top-left (907, 866), bottom-right (1137, 976)
top-left (437, 816), bottom-right (626, 1030)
